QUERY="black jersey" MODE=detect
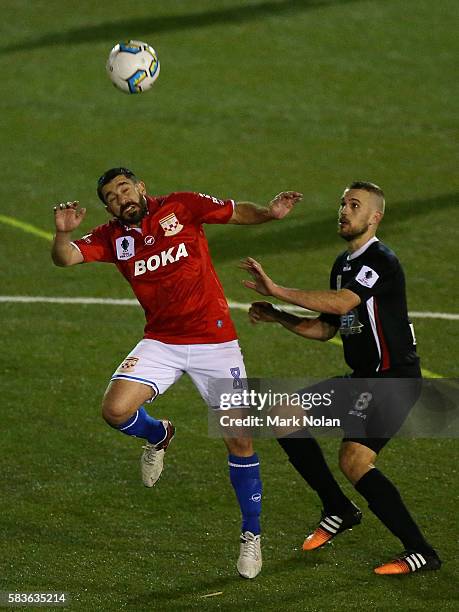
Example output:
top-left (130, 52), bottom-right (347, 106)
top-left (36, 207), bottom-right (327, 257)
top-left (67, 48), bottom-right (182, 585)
top-left (319, 238), bottom-right (418, 376)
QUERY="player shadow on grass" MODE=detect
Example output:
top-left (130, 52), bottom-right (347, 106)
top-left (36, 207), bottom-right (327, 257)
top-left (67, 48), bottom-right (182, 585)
top-left (124, 553), bottom-right (320, 606)
top-left (1, 0), bottom-right (360, 55)
top-left (208, 192), bottom-right (458, 262)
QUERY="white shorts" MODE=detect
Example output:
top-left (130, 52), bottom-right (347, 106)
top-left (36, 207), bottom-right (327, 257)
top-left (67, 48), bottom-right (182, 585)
top-left (111, 339), bottom-right (247, 408)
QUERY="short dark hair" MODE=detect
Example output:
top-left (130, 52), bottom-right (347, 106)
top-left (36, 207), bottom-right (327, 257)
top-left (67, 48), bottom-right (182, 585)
top-left (347, 180), bottom-right (384, 199)
top-left (96, 167), bottom-right (138, 203)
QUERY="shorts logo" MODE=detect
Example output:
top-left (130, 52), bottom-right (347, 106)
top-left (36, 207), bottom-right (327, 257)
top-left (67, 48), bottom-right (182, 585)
top-left (159, 212), bottom-right (183, 236)
top-left (355, 265), bottom-right (379, 288)
top-left (116, 236), bottom-right (135, 260)
top-left (144, 235), bottom-right (155, 246)
top-left (119, 357), bottom-right (139, 372)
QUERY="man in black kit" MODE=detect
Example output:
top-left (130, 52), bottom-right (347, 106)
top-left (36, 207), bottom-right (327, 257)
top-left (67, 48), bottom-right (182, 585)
top-left (241, 181), bottom-right (441, 575)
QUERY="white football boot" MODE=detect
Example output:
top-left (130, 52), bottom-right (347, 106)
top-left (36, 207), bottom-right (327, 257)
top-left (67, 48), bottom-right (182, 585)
top-left (141, 420), bottom-right (175, 487)
top-left (237, 531), bottom-right (262, 579)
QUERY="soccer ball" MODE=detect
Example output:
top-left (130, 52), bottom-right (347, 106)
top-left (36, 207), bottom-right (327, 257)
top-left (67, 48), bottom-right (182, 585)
top-left (106, 40), bottom-right (160, 94)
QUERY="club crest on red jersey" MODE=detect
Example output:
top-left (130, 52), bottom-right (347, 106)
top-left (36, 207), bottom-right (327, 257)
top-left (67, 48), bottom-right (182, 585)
top-left (159, 212), bottom-right (183, 236)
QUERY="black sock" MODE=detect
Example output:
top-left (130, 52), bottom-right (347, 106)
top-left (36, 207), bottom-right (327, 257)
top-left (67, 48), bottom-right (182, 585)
top-left (355, 468), bottom-right (435, 555)
top-left (278, 435), bottom-right (353, 514)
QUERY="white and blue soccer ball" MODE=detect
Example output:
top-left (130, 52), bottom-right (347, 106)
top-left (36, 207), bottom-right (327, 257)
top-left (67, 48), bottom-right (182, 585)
top-left (107, 40), bottom-right (160, 94)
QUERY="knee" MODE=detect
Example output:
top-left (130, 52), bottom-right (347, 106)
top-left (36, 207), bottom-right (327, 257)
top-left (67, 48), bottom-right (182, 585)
top-left (338, 452), bottom-right (358, 481)
top-left (101, 380), bottom-right (155, 426)
top-left (225, 437), bottom-right (254, 457)
top-left (101, 396), bottom-right (133, 426)
top-left (339, 448), bottom-right (374, 485)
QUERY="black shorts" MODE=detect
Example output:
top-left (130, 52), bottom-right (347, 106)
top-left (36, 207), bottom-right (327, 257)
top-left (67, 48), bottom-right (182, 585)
top-left (296, 367), bottom-right (422, 453)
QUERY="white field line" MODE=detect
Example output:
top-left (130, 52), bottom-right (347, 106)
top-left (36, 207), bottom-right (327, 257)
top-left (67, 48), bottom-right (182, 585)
top-left (0, 295), bottom-right (458, 320)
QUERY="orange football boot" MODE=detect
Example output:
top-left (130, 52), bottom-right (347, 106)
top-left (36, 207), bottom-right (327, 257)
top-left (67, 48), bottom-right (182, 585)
top-left (303, 502), bottom-right (362, 551)
top-left (374, 550), bottom-right (441, 575)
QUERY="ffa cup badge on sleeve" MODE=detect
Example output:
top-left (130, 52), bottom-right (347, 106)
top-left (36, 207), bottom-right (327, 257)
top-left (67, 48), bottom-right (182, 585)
top-left (355, 265), bottom-right (379, 288)
top-left (115, 236), bottom-right (135, 260)
top-left (159, 213), bottom-right (183, 236)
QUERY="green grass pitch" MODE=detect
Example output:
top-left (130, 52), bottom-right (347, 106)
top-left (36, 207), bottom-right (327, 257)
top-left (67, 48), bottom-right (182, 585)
top-left (0, 1), bottom-right (458, 610)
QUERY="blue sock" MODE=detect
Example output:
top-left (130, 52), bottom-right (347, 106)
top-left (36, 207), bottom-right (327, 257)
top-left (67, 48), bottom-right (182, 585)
top-left (228, 453), bottom-right (262, 535)
top-left (115, 407), bottom-right (166, 445)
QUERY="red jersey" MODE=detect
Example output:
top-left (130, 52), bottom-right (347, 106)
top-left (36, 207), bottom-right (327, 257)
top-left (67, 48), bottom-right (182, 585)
top-left (72, 192), bottom-right (238, 344)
